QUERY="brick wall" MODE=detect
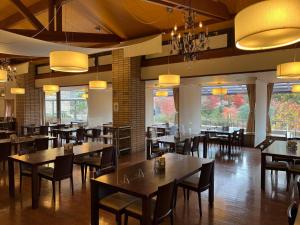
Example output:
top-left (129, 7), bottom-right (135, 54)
top-left (16, 64), bottom-right (43, 133)
top-left (112, 49), bottom-right (145, 152)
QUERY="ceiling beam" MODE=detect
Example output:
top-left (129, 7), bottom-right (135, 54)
top-left (144, 0), bottom-right (231, 21)
top-left (10, 0), bottom-right (45, 30)
top-left (4, 29), bottom-right (122, 43)
top-left (48, 0), bottom-right (55, 31)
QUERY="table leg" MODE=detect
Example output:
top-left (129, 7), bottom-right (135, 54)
top-left (209, 162), bottom-right (214, 207)
top-left (8, 158), bottom-right (15, 197)
top-left (91, 180), bottom-right (99, 225)
top-left (228, 134), bottom-right (232, 155)
top-left (141, 197), bottom-right (151, 225)
top-left (66, 132), bottom-right (70, 143)
top-left (31, 165), bottom-right (39, 209)
top-left (261, 153), bottom-right (266, 190)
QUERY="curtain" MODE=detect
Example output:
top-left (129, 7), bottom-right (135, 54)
top-left (266, 83), bottom-right (274, 134)
top-left (246, 84), bottom-right (256, 132)
top-left (173, 88), bottom-right (179, 126)
top-left (4, 100), bottom-right (14, 118)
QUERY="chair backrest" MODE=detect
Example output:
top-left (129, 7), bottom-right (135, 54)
top-left (198, 161), bottom-right (214, 190)
top-left (19, 141), bottom-right (35, 154)
top-left (287, 201), bottom-right (298, 225)
top-left (92, 128), bottom-right (101, 138)
top-left (53, 154), bottom-right (74, 180)
top-left (191, 136), bottom-right (200, 151)
top-left (0, 132), bottom-right (8, 139)
top-left (100, 148), bottom-right (115, 169)
top-left (35, 138), bottom-right (49, 151)
top-left (76, 128), bottom-right (85, 141)
top-left (183, 138), bottom-right (191, 155)
top-left (153, 180), bottom-right (176, 223)
top-left (0, 142), bottom-right (11, 162)
top-left (39, 126), bottom-right (49, 135)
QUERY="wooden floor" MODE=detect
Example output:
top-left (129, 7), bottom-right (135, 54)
top-left (0, 145), bottom-right (296, 225)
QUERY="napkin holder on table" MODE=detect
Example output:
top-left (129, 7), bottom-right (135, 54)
top-left (64, 143), bottom-right (74, 154)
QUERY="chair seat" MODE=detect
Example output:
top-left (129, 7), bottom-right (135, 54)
top-left (73, 155), bottom-right (90, 164)
top-left (180, 174), bottom-right (200, 189)
top-left (38, 166), bottom-right (54, 178)
top-left (152, 147), bottom-right (168, 153)
top-left (99, 192), bottom-right (138, 211)
top-left (124, 198), bottom-right (156, 218)
top-left (266, 161), bottom-right (289, 170)
top-left (20, 163), bottom-right (32, 175)
top-left (85, 156), bottom-right (101, 167)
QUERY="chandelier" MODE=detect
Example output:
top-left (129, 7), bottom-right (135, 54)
top-left (170, 2), bottom-right (209, 62)
top-left (0, 59), bottom-right (16, 82)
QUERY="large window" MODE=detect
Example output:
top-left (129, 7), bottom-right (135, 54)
top-left (45, 94), bottom-right (57, 123)
top-left (270, 83), bottom-right (300, 133)
top-left (60, 88), bottom-right (88, 124)
top-left (44, 86), bottom-right (88, 124)
top-left (153, 89), bottom-right (176, 125)
top-left (200, 85), bottom-right (249, 129)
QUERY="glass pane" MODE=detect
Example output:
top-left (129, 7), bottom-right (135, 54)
top-left (201, 86), bottom-right (249, 129)
top-left (153, 89), bottom-right (176, 125)
top-left (45, 94), bottom-right (57, 123)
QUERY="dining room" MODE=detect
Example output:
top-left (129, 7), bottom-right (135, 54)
top-left (1, 0), bottom-right (300, 225)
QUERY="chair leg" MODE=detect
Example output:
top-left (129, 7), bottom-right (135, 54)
top-left (197, 150), bottom-right (200, 158)
top-left (198, 192), bottom-right (202, 216)
top-left (124, 214), bottom-right (128, 225)
top-left (187, 189), bottom-right (190, 201)
top-left (80, 164), bottom-right (85, 184)
top-left (59, 181), bottom-right (61, 193)
top-left (183, 188), bottom-right (186, 200)
top-left (71, 176), bottom-right (74, 195)
top-left (287, 171), bottom-right (291, 191)
top-left (116, 213), bottom-right (121, 225)
top-left (170, 212), bottom-right (174, 225)
top-left (19, 174), bottom-right (22, 193)
top-left (52, 181), bottom-right (56, 203)
top-left (39, 176), bottom-right (42, 195)
top-left (174, 186), bottom-right (178, 208)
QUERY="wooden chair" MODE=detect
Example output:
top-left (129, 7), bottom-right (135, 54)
top-left (287, 201), bottom-right (298, 225)
top-left (146, 139), bottom-right (167, 160)
top-left (176, 138), bottom-right (191, 155)
top-left (84, 148), bottom-right (116, 181)
top-left (256, 138), bottom-right (290, 190)
top-left (19, 143), bottom-right (35, 192)
top-left (38, 154), bottom-right (74, 203)
top-left (71, 128), bottom-right (85, 143)
top-left (39, 126), bottom-right (49, 135)
top-left (85, 128), bottom-right (100, 142)
top-left (0, 142), bottom-right (11, 171)
top-left (124, 180), bottom-right (176, 225)
top-left (176, 161), bottom-right (214, 216)
top-left (35, 138), bottom-right (49, 151)
top-left (191, 136), bottom-right (200, 157)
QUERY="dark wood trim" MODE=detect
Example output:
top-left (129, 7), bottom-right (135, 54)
top-left (48, 0), bottom-right (55, 31)
top-left (10, 0), bottom-right (45, 30)
top-left (144, 0), bottom-right (231, 21)
top-left (35, 64), bottom-right (112, 79)
top-left (55, 0), bottom-right (62, 32)
top-left (4, 29), bottom-right (122, 43)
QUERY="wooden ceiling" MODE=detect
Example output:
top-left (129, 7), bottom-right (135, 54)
top-left (0, 0), bottom-right (262, 62)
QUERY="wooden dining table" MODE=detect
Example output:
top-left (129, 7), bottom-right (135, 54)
top-left (261, 140), bottom-right (300, 190)
top-left (90, 153), bottom-right (214, 225)
top-left (52, 127), bottom-right (77, 143)
top-left (8, 142), bottom-right (113, 209)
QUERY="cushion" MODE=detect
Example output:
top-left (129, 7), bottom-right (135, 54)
top-left (99, 192), bottom-right (138, 211)
top-left (180, 174), bottom-right (200, 189)
top-left (38, 166), bottom-right (54, 178)
top-left (125, 198), bottom-right (156, 217)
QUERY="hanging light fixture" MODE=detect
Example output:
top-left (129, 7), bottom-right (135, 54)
top-left (81, 93), bottom-right (88, 99)
top-left (155, 90), bottom-right (168, 97)
top-left (43, 84), bottom-right (59, 94)
top-left (212, 87), bottom-right (227, 95)
top-left (0, 69), bottom-right (7, 82)
top-left (291, 84), bottom-right (300, 93)
top-left (277, 62), bottom-right (300, 79)
top-left (235, 0), bottom-right (300, 50)
top-left (158, 74), bottom-right (180, 87)
top-left (11, 88), bottom-right (25, 95)
top-left (50, 51), bottom-right (88, 73)
top-left (170, 1), bottom-right (209, 61)
top-left (89, 80), bottom-right (107, 90)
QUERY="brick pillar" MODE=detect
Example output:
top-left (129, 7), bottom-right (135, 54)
top-left (16, 65), bottom-right (43, 134)
top-left (112, 49), bottom-right (145, 152)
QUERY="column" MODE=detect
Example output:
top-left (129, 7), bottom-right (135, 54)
top-left (145, 87), bottom-right (154, 128)
top-left (255, 79), bottom-right (267, 146)
top-left (112, 49), bottom-right (145, 152)
top-left (179, 84), bottom-right (202, 134)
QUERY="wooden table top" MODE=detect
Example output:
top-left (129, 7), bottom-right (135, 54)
top-left (262, 140), bottom-right (300, 158)
top-left (0, 130), bottom-right (16, 134)
top-left (93, 153), bottom-right (213, 198)
top-left (53, 128), bottom-right (77, 132)
top-left (201, 128), bottom-right (238, 135)
top-left (0, 135), bottom-right (57, 144)
top-left (9, 142), bottom-right (112, 165)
